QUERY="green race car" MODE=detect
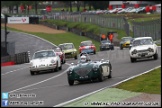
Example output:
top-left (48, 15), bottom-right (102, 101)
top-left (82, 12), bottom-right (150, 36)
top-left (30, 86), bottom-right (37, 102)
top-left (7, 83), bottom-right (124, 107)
top-left (58, 43), bottom-right (77, 59)
top-left (67, 53), bottom-right (112, 85)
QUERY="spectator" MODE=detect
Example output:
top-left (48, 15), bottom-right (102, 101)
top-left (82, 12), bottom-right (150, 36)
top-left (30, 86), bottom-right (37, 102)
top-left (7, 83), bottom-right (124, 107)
top-left (109, 33), bottom-right (114, 43)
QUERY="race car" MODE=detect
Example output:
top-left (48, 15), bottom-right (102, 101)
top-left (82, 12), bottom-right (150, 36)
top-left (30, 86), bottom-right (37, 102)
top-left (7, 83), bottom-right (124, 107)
top-left (67, 52), bottom-right (112, 85)
top-left (54, 47), bottom-right (66, 64)
top-left (120, 37), bottom-right (133, 50)
top-left (58, 43), bottom-right (77, 59)
top-left (100, 39), bottom-right (114, 51)
top-left (30, 49), bottom-right (62, 75)
top-left (129, 37), bottom-right (158, 63)
top-left (79, 40), bottom-right (96, 54)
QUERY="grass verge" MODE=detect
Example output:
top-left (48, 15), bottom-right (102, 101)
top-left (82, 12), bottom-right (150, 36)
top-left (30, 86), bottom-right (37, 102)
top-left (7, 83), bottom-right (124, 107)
top-left (115, 67), bottom-right (161, 94)
top-left (1, 26), bottom-right (100, 52)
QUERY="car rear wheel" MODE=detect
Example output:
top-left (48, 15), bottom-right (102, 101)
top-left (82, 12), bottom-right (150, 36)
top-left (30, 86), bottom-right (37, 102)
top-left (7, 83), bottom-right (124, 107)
top-left (153, 52), bottom-right (158, 60)
top-left (68, 79), bottom-right (74, 86)
top-left (100, 48), bottom-right (103, 51)
top-left (130, 57), bottom-right (136, 63)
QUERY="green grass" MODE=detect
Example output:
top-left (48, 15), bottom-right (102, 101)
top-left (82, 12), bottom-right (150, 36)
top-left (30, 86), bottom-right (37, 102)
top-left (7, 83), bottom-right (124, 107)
top-left (115, 67), bottom-right (161, 94)
top-left (1, 26), bottom-right (100, 53)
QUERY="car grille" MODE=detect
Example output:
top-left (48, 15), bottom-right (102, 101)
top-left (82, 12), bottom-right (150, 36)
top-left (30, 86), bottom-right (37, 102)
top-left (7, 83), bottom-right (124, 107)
top-left (65, 52), bottom-right (72, 56)
top-left (137, 49), bottom-right (148, 52)
top-left (74, 68), bottom-right (91, 77)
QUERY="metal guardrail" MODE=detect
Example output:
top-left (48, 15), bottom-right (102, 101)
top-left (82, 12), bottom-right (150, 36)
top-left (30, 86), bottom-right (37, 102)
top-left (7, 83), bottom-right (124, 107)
top-left (1, 51), bottom-right (30, 64)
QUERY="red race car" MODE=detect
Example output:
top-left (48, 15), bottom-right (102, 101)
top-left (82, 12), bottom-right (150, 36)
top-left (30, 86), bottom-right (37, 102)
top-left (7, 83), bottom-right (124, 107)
top-left (79, 40), bottom-right (96, 54)
top-left (54, 47), bottom-right (66, 64)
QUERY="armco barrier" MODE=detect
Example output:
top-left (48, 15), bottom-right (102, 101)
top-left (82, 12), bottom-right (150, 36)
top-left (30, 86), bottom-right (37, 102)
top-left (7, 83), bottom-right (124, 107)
top-left (1, 61), bottom-right (15, 67)
top-left (1, 51), bottom-right (30, 66)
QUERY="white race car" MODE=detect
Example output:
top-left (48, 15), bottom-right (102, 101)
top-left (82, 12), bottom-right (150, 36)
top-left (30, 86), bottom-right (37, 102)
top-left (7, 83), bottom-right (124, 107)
top-left (129, 37), bottom-right (158, 63)
top-left (30, 49), bottom-right (62, 75)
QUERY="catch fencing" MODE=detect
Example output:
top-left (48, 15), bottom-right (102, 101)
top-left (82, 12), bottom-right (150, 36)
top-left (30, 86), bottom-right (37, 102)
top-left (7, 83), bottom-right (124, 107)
top-left (132, 19), bottom-right (161, 40)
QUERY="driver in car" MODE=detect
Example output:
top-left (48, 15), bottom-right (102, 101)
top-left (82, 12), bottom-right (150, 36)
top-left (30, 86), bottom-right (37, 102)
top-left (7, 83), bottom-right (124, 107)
top-left (80, 55), bottom-right (88, 63)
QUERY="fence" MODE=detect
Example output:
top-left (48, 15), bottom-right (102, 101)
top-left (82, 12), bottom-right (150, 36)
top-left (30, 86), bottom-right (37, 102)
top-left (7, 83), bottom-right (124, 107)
top-left (53, 13), bottom-right (126, 30)
top-left (1, 52), bottom-right (29, 64)
top-left (132, 19), bottom-right (161, 40)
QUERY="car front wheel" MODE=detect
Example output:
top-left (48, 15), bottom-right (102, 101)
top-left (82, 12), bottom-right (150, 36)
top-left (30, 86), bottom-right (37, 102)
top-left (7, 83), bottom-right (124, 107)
top-left (74, 55), bottom-right (77, 59)
top-left (30, 71), bottom-right (34, 75)
top-left (153, 52), bottom-right (158, 60)
top-left (68, 79), bottom-right (74, 86)
top-left (98, 72), bottom-right (104, 82)
top-left (55, 62), bottom-right (59, 72)
top-left (120, 45), bottom-right (123, 50)
top-left (130, 57), bottom-right (136, 63)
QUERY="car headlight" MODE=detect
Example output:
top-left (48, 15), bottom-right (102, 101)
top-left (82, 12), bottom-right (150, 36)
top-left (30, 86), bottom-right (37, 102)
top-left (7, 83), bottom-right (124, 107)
top-left (131, 49), bottom-right (137, 55)
top-left (51, 59), bottom-right (55, 63)
top-left (67, 68), bottom-right (73, 74)
top-left (93, 65), bottom-right (98, 71)
top-left (148, 48), bottom-right (154, 52)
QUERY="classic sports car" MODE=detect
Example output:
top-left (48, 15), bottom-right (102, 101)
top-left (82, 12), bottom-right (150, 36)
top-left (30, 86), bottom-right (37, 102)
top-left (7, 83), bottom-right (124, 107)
top-left (67, 53), bottom-right (112, 85)
top-left (54, 47), bottom-right (66, 64)
top-left (129, 37), bottom-right (158, 63)
top-left (58, 43), bottom-right (77, 59)
top-left (79, 40), bottom-right (96, 54)
top-left (30, 49), bottom-right (62, 75)
top-left (120, 37), bottom-right (133, 50)
top-left (100, 40), bottom-right (114, 51)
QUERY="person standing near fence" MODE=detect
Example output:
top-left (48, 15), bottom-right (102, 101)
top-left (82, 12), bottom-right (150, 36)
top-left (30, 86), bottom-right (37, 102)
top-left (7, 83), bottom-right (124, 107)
top-left (109, 33), bottom-right (114, 43)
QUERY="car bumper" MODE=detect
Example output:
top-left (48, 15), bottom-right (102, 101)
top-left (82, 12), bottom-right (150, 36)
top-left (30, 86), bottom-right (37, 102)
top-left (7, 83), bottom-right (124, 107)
top-left (130, 52), bottom-right (155, 59)
top-left (65, 53), bottom-right (77, 58)
top-left (68, 71), bottom-right (100, 81)
top-left (81, 49), bottom-right (94, 53)
top-left (30, 64), bottom-right (56, 71)
top-left (100, 45), bottom-right (113, 49)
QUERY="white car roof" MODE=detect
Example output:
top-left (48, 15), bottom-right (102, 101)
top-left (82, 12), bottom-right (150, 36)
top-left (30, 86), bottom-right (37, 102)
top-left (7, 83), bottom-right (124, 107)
top-left (81, 40), bottom-right (92, 43)
top-left (34, 49), bottom-right (54, 53)
top-left (133, 37), bottom-right (152, 40)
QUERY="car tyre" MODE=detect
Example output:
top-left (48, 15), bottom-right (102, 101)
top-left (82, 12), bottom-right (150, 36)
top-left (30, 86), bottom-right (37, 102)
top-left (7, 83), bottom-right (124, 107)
top-left (68, 79), bottom-right (74, 86)
top-left (153, 52), bottom-right (158, 60)
top-left (74, 55), bottom-right (77, 59)
top-left (59, 63), bottom-right (62, 70)
top-left (100, 48), bottom-right (102, 51)
top-left (108, 69), bottom-right (112, 79)
top-left (111, 46), bottom-right (114, 50)
top-left (130, 57), bottom-right (136, 63)
top-left (55, 62), bottom-right (59, 72)
top-left (98, 72), bottom-right (104, 82)
top-left (94, 50), bottom-right (96, 54)
top-left (120, 45), bottom-right (123, 50)
top-left (30, 71), bottom-right (34, 75)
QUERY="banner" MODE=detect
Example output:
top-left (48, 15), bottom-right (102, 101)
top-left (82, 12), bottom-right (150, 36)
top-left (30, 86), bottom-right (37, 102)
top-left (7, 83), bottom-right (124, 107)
top-left (8, 17), bottom-right (29, 24)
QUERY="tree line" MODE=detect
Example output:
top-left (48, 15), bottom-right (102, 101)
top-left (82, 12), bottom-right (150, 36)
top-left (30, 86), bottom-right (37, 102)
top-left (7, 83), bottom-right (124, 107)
top-left (1, 1), bottom-right (110, 14)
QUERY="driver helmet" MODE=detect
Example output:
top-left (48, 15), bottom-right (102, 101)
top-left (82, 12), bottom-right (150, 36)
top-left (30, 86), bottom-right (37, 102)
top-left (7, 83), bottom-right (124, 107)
top-left (80, 55), bottom-right (87, 63)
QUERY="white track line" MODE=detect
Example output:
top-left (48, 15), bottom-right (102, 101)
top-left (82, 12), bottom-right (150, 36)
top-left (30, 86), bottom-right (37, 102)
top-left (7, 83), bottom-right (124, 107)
top-left (1, 66), bottom-right (29, 76)
top-left (8, 68), bottom-right (69, 93)
top-left (54, 65), bottom-right (161, 107)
